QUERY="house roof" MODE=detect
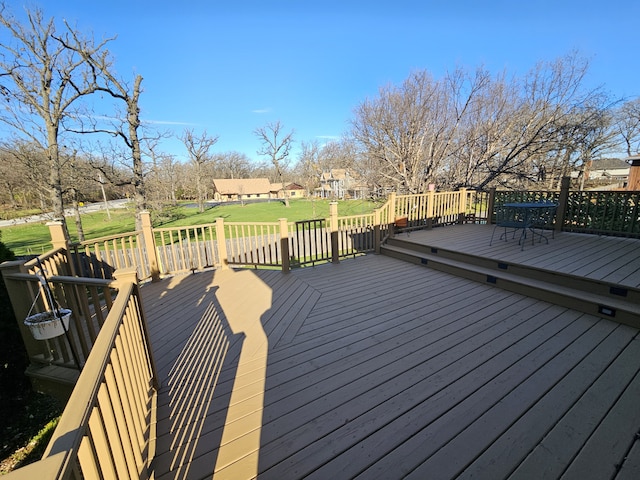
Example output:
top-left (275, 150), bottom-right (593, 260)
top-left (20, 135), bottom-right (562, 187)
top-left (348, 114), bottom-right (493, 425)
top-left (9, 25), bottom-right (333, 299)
top-left (270, 183), bottom-right (306, 192)
top-left (588, 158), bottom-right (631, 171)
top-left (321, 169), bottom-right (349, 180)
top-left (213, 178), bottom-right (272, 195)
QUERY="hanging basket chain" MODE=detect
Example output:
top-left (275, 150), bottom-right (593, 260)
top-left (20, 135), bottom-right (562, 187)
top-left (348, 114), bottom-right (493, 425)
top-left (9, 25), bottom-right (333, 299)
top-left (28, 258), bottom-right (82, 368)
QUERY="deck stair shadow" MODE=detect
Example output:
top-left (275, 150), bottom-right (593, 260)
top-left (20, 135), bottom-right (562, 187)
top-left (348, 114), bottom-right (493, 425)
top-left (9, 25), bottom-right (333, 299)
top-left (381, 237), bottom-right (640, 329)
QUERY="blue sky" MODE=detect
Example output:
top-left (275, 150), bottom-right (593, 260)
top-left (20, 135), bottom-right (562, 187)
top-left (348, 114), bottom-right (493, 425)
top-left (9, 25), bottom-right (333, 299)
top-left (6, 0), bottom-right (640, 162)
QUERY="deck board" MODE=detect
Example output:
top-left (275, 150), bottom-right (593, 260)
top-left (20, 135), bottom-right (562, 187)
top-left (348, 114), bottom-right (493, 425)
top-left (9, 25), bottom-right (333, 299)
top-left (404, 318), bottom-right (621, 480)
top-left (458, 322), bottom-right (638, 479)
top-left (317, 308), bottom-right (587, 480)
top-left (562, 362), bottom-right (640, 480)
top-left (509, 334), bottom-right (640, 479)
top-left (141, 227), bottom-right (640, 480)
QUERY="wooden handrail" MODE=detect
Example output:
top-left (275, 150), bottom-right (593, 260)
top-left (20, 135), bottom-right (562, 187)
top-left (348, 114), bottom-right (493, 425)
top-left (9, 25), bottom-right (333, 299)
top-left (5, 272), bottom-right (113, 286)
top-left (4, 276), bottom-right (158, 479)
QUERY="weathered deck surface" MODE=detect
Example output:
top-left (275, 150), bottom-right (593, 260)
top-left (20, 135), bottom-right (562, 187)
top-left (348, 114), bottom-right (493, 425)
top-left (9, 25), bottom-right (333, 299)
top-left (142, 226), bottom-right (640, 479)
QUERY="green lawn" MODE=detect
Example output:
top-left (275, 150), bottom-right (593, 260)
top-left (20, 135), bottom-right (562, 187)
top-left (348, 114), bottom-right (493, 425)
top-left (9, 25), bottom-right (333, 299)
top-left (1, 198), bottom-right (382, 257)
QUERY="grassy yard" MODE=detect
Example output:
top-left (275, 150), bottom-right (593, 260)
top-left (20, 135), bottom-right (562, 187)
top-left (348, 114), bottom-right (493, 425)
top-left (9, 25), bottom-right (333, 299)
top-left (1, 198), bottom-right (382, 256)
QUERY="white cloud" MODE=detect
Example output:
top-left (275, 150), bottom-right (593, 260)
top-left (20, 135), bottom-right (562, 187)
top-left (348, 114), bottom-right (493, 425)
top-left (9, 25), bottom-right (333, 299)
top-left (143, 119), bottom-right (199, 126)
top-left (251, 108), bottom-right (271, 114)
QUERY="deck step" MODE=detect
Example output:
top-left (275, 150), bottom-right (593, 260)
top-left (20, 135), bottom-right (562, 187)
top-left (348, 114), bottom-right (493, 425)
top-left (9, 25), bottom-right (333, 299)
top-left (381, 242), bottom-right (640, 329)
top-left (25, 364), bottom-right (79, 402)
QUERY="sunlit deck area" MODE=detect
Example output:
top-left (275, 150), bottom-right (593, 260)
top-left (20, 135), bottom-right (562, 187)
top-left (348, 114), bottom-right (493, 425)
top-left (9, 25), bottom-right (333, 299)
top-left (141, 225), bottom-right (640, 479)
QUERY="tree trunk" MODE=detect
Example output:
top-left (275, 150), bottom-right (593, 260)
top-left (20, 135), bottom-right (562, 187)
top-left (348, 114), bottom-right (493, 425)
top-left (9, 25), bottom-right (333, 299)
top-left (128, 76), bottom-right (146, 231)
top-left (47, 128), bottom-right (69, 240)
top-left (71, 190), bottom-right (85, 242)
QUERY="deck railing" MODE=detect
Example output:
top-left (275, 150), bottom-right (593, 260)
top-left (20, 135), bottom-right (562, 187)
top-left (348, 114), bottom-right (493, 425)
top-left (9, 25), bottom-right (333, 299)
top-left (563, 190), bottom-right (640, 236)
top-left (155, 222), bottom-right (220, 273)
top-left (225, 220), bottom-right (283, 267)
top-left (2, 270), bottom-right (159, 480)
top-left (33, 189), bottom-right (479, 279)
top-left (23, 248), bottom-right (72, 277)
top-left (394, 189), bottom-right (490, 229)
top-left (222, 190), bottom-right (478, 270)
top-left (336, 212), bottom-right (377, 258)
top-left (32, 184), bottom-right (639, 284)
top-left (290, 219), bottom-right (331, 267)
top-left (2, 260), bottom-right (116, 370)
top-left (70, 230), bottom-right (151, 281)
top-left (491, 179), bottom-right (640, 237)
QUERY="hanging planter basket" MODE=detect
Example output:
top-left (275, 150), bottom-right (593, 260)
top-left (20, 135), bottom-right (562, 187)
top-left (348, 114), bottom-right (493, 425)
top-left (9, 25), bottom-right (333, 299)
top-left (24, 308), bottom-right (72, 341)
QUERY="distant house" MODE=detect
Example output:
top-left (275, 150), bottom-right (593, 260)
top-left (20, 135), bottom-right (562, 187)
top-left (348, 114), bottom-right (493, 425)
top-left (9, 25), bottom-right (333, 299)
top-left (269, 182), bottom-right (306, 199)
top-left (212, 178), bottom-right (272, 202)
top-left (317, 169), bottom-right (368, 199)
top-left (318, 169), bottom-right (350, 199)
top-left (586, 158), bottom-right (630, 181)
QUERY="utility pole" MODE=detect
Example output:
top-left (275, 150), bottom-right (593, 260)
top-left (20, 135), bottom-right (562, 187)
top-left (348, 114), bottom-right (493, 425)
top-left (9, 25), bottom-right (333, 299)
top-left (98, 173), bottom-right (111, 219)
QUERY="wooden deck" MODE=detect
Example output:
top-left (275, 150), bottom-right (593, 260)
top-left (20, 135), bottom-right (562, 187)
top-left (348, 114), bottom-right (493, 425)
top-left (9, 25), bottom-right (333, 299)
top-left (141, 225), bottom-right (640, 479)
top-left (395, 223), bottom-right (640, 288)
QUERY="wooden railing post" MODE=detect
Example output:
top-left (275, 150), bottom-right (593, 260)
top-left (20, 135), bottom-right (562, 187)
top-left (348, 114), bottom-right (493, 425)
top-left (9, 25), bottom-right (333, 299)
top-left (279, 218), bottom-right (290, 273)
top-left (457, 188), bottom-right (467, 224)
top-left (555, 176), bottom-right (571, 233)
top-left (47, 220), bottom-right (77, 276)
top-left (47, 221), bottom-right (69, 251)
top-left (139, 211), bottom-right (160, 282)
top-left (487, 188), bottom-right (496, 224)
top-left (427, 186), bottom-right (435, 229)
top-left (215, 217), bottom-right (229, 270)
top-left (388, 192), bottom-right (397, 219)
top-left (374, 208), bottom-right (381, 254)
top-left (111, 265), bottom-right (138, 289)
top-left (388, 192), bottom-right (397, 237)
top-left (330, 202), bottom-right (339, 264)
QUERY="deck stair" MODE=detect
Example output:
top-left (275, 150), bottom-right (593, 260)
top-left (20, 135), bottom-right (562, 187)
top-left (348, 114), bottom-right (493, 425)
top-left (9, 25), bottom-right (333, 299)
top-left (381, 237), bottom-right (640, 329)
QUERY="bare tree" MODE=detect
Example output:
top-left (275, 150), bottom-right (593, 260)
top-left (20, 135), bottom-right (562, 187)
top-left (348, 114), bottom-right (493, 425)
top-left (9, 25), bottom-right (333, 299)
top-left (352, 69), bottom-right (486, 193)
top-left (295, 140), bottom-right (322, 195)
top-left (64, 149), bottom-right (86, 241)
top-left (212, 151), bottom-right (253, 179)
top-left (353, 53), bottom-right (608, 192)
top-left (614, 98), bottom-right (640, 157)
top-left (0, 4), bottom-right (111, 236)
top-left (54, 23), bottom-right (152, 228)
top-left (181, 129), bottom-right (219, 213)
top-left (254, 120), bottom-right (294, 206)
top-left (146, 150), bottom-right (180, 206)
top-left (0, 141), bottom-right (47, 210)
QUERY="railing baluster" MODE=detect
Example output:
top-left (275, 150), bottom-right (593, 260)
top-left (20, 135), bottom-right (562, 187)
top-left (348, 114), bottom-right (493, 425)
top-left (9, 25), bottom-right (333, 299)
top-left (88, 409), bottom-right (118, 478)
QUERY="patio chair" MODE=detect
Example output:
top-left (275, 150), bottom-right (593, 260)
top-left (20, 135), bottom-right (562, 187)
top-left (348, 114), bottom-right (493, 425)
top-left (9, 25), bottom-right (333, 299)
top-left (530, 202), bottom-right (557, 240)
top-left (489, 204), bottom-right (529, 249)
